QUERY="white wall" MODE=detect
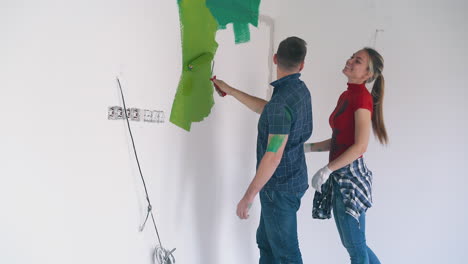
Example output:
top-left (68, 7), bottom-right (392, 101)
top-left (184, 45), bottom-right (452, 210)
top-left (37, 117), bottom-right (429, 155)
top-left (1, 0), bottom-right (278, 263)
top-left (274, 0), bottom-right (468, 263)
top-left (1, 0), bottom-right (467, 264)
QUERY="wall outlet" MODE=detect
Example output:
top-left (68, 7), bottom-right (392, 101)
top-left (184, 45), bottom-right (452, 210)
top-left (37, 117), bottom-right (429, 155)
top-left (108, 106), bottom-right (164, 123)
top-left (108, 106), bottom-right (123, 120)
top-left (144, 109), bottom-right (154, 122)
top-left (152, 110), bottom-right (166, 123)
top-left (157, 111), bottom-right (165, 123)
top-left (129, 108), bottom-right (140, 121)
top-left (152, 111), bottom-right (163, 123)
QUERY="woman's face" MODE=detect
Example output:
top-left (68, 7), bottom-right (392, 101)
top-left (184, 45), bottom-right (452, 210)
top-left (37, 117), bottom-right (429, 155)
top-left (342, 49), bottom-right (372, 84)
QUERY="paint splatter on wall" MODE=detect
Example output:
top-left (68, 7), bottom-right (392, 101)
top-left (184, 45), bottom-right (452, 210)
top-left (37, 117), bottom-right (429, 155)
top-left (170, 0), bottom-right (218, 131)
top-left (170, 0), bottom-right (261, 131)
top-left (206, 0), bottom-right (261, 44)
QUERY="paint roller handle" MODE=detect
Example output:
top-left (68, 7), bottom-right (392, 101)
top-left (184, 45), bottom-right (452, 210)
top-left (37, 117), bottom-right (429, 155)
top-left (210, 76), bottom-right (227, 97)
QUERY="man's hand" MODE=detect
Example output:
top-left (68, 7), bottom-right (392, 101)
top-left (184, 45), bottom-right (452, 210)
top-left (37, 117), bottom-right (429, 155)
top-left (236, 196), bottom-right (253, 220)
top-left (212, 79), bottom-right (234, 96)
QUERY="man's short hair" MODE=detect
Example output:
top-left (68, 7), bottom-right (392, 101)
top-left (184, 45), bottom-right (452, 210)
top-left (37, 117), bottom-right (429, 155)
top-left (276, 37), bottom-right (307, 71)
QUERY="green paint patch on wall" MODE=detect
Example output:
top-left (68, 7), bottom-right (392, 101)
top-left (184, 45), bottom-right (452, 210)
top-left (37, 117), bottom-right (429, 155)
top-left (170, 0), bottom-right (261, 131)
top-left (170, 0), bottom-right (219, 131)
top-left (206, 0), bottom-right (261, 44)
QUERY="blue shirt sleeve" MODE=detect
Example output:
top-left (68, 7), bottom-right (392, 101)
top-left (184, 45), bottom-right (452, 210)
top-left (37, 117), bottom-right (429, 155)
top-left (267, 102), bottom-right (292, 135)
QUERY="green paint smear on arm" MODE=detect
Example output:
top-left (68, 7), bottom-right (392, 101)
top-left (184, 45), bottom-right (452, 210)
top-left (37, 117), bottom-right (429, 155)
top-left (266, 135), bottom-right (287, 153)
top-left (285, 107), bottom-right (292, 122)
top-left (206, 0), bottom-right (261, 44)
top-left (170, 0), bottom-right (219, 131)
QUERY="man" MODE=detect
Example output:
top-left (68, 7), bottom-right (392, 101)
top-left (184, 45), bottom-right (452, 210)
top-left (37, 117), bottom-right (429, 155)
top-left (213, 36), bottom-right (312, 263)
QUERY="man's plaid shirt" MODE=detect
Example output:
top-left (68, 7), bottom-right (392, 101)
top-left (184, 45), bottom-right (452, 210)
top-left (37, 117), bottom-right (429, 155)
top-left (257, 73), bottom-right (313, 193)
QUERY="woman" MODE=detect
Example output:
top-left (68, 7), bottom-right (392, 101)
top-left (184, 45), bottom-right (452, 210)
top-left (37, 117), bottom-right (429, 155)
top-left (305, 47), bottom-right (387, 264)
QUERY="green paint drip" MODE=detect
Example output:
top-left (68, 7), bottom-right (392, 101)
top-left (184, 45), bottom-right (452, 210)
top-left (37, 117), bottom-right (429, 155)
top-left (206, 0), bottom-right (261, 44)
top-left (266, 135), bottom-right (287, 153)
top-left (170, 0), bottom-right (219, 131)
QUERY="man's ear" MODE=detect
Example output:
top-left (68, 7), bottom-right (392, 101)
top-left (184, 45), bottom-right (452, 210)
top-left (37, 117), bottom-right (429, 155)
top-left (273, 54), bottom-right (278, 65)
top-left (298, 61), bottom-right (305, 72)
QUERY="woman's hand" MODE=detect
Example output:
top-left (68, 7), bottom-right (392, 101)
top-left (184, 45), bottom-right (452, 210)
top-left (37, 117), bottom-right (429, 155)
top-left (311, 165), bottom-right (333, 193)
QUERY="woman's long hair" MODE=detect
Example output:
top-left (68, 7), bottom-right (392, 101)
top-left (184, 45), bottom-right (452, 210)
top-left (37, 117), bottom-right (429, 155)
top-left (364, 47), bottom-right (388, 145)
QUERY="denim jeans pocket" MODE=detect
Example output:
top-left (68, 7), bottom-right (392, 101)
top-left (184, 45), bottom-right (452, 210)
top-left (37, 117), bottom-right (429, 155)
top-left (263, 190), bottom-right (274, 203)
top-left (278, 191), bottom-right (304, 211)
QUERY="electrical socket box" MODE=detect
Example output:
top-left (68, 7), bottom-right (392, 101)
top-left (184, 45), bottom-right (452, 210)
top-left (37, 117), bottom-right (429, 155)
top-left (152, 111), bottom-right (160, 123)
top-left (108, 106), bottom-right (123, 120)
top-left (129, 108), bottom-right (140, 121)
top-left (157, 111), bottom-right (165, 123)
top-left (144, 109), bottom-right (154, 122)
top-left (152, 110), bottom-right (166, 123)
top-left (108, 106), bottom-right (164, 123)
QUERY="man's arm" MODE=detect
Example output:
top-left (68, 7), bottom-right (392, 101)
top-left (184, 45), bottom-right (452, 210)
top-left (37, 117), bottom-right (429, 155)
top-left (213, 79), bottom-right (268, 114)
top-left (237, 134), bottom-right (288, 219)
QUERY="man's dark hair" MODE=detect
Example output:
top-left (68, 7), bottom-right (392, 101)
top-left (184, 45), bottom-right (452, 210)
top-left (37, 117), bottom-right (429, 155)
top-left (276, 37), bottom-right (307, 71)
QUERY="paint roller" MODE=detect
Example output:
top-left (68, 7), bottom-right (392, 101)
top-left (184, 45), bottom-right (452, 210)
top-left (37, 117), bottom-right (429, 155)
top-left (186, 52), bottom-right (226, 97)
top-left (181, 52), bottom-right (214, 96)
top-left (187, 52), bottom-right (213, 71)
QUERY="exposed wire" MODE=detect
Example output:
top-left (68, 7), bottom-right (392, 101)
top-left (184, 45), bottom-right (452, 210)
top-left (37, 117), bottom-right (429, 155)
top-left (155, 246), bottom-right (176, 264)
top-left (372, 29), bottom-right (384, 48)
top-left (116, 77), bottom-right (176, 264)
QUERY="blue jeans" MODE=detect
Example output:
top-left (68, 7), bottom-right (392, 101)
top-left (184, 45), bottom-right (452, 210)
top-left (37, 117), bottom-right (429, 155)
top-left (256, 189), bottom-right (305, 264)
top-left (332, 182), bottom-right (381, 264)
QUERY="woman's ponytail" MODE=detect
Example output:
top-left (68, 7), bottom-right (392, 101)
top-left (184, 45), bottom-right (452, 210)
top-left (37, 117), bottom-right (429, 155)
top-left (365, 47), bottom-right (388, 145)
